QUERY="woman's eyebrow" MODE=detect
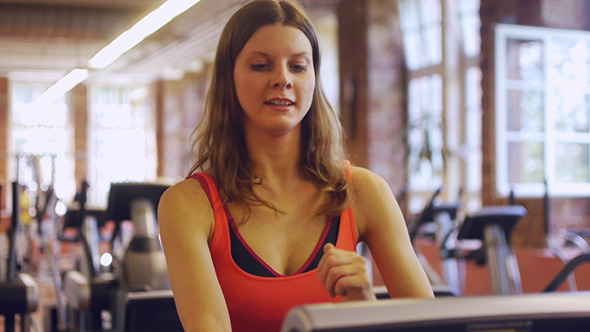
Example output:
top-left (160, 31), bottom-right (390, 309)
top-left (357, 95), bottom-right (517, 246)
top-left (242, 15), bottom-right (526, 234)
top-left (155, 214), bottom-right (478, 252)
top-left (291, 52), bottom-right (312, 59)
top-left (244, 51), bottom-right (312, 58)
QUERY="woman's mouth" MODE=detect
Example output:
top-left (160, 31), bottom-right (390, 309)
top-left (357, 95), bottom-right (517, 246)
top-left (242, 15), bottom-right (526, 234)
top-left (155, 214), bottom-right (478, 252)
top-left (265, 99), bottom-right (294, 106)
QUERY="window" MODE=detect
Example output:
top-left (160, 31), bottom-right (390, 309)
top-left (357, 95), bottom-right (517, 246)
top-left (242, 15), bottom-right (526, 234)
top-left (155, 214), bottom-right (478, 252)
top-left (10, 82), bottom-right (74, 202)
top-left (398, 0), bottom-right (442, 71)
top-left (399, 0), bottom-right (482, 213)
top-left (399, 0), bottom-right (444, 210)
top-left (459, 0), bottom-right (482, 211)
top-left (88, 85), bottom-right (157, 207)
top-left (495, 24), bottom-right (590, 197)
top-left (407, 74), bottom-right (444, 191)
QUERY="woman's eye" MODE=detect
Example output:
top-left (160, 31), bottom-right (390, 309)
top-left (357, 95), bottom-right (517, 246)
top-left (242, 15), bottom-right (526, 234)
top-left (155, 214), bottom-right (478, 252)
top-left (251, 64), bottom-right (268, 71)
top-left (291, 64), bottom-right (307, 72)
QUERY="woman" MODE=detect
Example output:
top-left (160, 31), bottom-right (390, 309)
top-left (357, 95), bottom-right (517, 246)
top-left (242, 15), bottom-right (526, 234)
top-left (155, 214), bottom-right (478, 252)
top-left (158, 0), bottom-right (433, 331)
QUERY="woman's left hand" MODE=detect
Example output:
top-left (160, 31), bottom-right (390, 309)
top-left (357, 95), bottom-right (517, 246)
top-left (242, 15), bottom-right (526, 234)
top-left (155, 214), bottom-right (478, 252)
top-left (317, 243), bottom-right (377, 301)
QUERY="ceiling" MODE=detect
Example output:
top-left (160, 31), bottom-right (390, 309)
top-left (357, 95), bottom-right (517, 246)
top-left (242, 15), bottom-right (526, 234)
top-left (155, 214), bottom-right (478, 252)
top-left (0, 0), bottom-right (340, 85)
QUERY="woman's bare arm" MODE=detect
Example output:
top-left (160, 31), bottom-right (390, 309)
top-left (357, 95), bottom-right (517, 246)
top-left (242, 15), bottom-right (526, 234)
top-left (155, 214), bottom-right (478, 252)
top-left (352, 167), bottom-right (434, 299)
top-left (158, 179), bottom-right (232, 331)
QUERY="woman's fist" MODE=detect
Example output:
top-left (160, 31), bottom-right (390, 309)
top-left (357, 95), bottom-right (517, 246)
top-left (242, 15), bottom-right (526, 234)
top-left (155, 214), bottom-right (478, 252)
top-left (317, 243), bottom-right (376, 301)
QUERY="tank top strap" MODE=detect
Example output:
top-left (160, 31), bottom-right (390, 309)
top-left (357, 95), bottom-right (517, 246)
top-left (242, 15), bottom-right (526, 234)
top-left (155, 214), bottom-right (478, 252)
top-left (187, 172), bottom-right (230, 247)
top-left (190, 173), bottom-right (214, 204)
top-left (339, 161), bottom-right (358, 246)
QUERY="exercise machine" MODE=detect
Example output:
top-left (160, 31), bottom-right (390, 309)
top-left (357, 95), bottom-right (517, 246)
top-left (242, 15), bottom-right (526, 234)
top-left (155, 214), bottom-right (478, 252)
top-left (0, 273), bottom-right (38, 332)
top-left (407, 187), bottom-right (460, 296)
top-left (119, 290), bottom-right (182, 332)
top-left (455, 205), bottom-right (527, 295)
top-left (63, 181), bottom-right (178, 331)
top-left (1, 182), bottom-right (39, 332)
top-left (542, 179), bottom-right (590, 292)
top-left (281, 291), bottom-right (590, 332)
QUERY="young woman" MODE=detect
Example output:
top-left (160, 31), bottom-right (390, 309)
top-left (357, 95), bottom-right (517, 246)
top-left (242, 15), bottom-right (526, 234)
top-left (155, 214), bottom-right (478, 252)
top-left (158, 1), bottom-right (433, 331)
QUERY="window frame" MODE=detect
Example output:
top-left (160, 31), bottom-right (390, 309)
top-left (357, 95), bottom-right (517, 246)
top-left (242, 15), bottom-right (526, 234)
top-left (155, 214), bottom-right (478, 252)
top-left (495, 23), bottom-right (590, 198)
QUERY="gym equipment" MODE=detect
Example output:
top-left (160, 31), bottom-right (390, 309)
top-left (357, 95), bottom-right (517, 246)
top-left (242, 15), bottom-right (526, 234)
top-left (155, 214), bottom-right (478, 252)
top-left (0, 273), bottom-right (38, 332)
top-left (547, 229), bottom-right (590, 291)
top-left (61, 181), bottom-right (104, 279)
top-left (119, 290), bottom-right (182, 332)
top-left (372, 284), bottom-right (455, 299)
top-left (281, 292), bottom-right (590, 332)
top-left (456, 205), bottom-right (527, 295)
top-left (406, 184), bottom-right (527, 296)
top-left (542, 179), bottom-right (590, 292)
top-left (541, 182), bottom-right (590, 293)
top-left (1, 182), bottom-right (39, 332)
top-left (407, 188), bottom-right (460, 295)
top-left (63, 181), bottom-right (174, 332)
top-left (543, 253), bottom-right (590, 292)
top-left (59, 180), bottom-right (112, 331)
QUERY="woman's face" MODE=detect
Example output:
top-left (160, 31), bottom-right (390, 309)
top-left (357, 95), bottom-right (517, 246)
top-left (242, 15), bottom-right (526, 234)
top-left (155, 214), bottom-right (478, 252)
top-left (233, 23), bottom-right (315, 138)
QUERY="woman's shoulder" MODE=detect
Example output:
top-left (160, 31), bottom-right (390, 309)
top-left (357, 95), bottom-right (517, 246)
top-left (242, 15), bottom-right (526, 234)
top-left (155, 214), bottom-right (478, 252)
top-left (161, 176), bottom-right (209, 204)
top-left (349, 166), bottom-right (389, 192)
top-left (158, 177), bottom-right (215, 236)
top-left (349, 166), bottom-right (397, 234)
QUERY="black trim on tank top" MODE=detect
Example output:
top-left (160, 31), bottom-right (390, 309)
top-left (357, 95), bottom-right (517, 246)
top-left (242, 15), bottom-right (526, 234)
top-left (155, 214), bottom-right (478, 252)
top-left (229, 217), bottom-right (341, 277)
top-left (189, 173), bottom-right (342, 277)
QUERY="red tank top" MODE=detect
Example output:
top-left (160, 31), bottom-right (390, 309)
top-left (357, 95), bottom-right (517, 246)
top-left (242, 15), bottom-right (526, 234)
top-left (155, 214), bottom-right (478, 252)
top-left (189, 173), bottom-right (358, 332)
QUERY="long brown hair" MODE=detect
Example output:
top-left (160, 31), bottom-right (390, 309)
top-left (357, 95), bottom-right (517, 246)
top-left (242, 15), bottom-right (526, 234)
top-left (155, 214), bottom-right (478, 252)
top-left (188, 0), bottom-right (351, 218)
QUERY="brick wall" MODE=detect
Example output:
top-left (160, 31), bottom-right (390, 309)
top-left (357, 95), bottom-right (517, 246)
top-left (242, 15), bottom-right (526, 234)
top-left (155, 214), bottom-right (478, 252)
top-left (338, 0), bottom-right (369, 168)
top-left (337, 0), bottom-right (407, 195)
top-left (155, 69), bottom-right (208, 179)
top-left (366, 0), bottom-right (408, 195)
top-left (70, 84), bottom-right (88, 186)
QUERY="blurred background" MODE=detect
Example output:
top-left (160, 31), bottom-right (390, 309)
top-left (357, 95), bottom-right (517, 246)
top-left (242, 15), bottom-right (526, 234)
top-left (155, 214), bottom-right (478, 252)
top-left (1, 0), bottom-right (590, 323)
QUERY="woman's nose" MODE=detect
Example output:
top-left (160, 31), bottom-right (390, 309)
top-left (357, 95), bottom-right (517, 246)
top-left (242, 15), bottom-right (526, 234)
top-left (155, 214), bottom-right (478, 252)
top-left (271, 66), bottom-right (293, 89)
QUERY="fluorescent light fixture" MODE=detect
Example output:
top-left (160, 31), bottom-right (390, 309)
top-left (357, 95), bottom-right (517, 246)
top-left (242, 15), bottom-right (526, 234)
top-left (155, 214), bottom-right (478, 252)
top-left (31, 0), bottom-right (201, 105)
top-left (32, 68), bottom-right (89, 105)
top-left (88, 0), bottom-right (202, 69)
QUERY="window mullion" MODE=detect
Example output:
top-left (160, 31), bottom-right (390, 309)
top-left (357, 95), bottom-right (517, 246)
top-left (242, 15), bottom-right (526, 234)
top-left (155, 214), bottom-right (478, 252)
top-left (495, 25), bottom-right (509, 196)
top-left (544, 36), bottom-right (555, 189)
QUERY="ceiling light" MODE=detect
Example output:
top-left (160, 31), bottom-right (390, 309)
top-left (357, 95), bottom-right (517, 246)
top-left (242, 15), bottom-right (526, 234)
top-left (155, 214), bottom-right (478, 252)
top-left (88, 0), bottom-right (202, 69)
top-left (32, 68), bottom-right (88, 105)
top-left (31, 0), bottom-right (202, 105)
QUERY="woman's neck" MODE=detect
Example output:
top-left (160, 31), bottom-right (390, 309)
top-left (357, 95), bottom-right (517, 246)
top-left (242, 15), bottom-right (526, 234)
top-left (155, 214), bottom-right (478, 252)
top-left (245, 126), bottom-right (304, 188)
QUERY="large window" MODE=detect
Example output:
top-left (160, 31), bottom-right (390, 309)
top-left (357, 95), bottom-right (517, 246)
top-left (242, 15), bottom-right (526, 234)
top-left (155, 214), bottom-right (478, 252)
top-left (10, 83), bottom-right (158, 208)
top-left (399, 0), bottom-right (482, 213)
top-left (10, 82), bottom-right (75, 202)
top-left (495, 24), bottom-right (590, 197)
top-left (88, 85), bottom-right (157, 207)
top-left (399, 0), bottom-right (444, 211)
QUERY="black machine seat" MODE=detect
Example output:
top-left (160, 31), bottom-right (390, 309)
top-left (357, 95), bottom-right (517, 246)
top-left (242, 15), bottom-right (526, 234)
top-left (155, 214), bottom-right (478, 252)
top-left (457, 205), bottom-right (527, 241)
top-left (422, 204), bottom-right (460, 225)
top-left (104, 182), bottom-right (171, 224)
